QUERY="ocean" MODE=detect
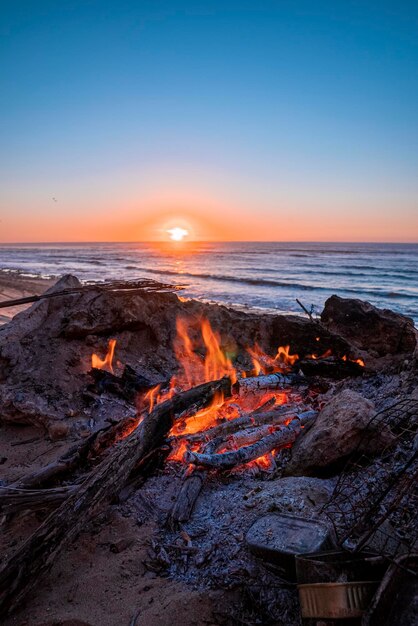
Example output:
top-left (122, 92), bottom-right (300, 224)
top-left (0, 242), bottom-right (417, 325)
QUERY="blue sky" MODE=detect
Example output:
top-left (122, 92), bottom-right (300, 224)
top-left (1, 1), bottom-right (417, 241)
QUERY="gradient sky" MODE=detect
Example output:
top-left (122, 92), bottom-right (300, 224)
top-left (1, 1), bottom-right (417, 242)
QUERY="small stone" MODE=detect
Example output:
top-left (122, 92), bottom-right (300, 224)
top-left (48, 421), bottom-right (70, 440)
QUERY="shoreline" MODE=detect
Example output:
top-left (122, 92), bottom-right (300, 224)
top-left (0, 269), bottom-right (300, 324)
top-left (0, 270), bottom-right (55, 324)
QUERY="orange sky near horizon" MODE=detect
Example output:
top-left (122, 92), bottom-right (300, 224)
top-left (1, 195), bottom-right (417, 244)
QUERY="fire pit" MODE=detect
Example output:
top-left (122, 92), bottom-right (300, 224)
top-left (0, 276), bottom-right (416, 624)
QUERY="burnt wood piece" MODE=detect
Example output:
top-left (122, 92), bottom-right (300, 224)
top-left (233, 372), bottom-right (305, 394)
top-left (0, 376), bottom-right (231, 618)
top-left (185, 411), bottom-right (316, 470)
top-left (168, 434), bottom-right (224, 523)
top-left (223, 410), bottom-right (317, 450)
top-left (298, 357), bottom-right (365, 379)
top-left (88, 365), bottom-right (156, 402)
top-left (169, 470), bottom-right (206, 524)
top-left (252, 396), bottom-right (277, 414)
top-left (178, 404), bottom-right (306, 444)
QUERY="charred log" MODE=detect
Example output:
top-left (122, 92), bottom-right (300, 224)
top-left (233, 372), bottom-right (304, 394)
top-left (87, 365), bottom-right (155, 402)
top-left (223, 410), bottom-right (316, 450)
top-left (169, 470), bottom-right (206, 524)
top-left (298, 356), bottom-right (365, 379)
top-left (12, 430), bottom-right (105, 489)
top-left (185, 411), bottom-right (316, 470)
top-left (179, 404), bottom-right (307, 445)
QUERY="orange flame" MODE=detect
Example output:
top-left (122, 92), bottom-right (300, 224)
top-left (174, 317), bottom-right (236, 388)
top-left (91, 339), bottom-right (116, 373)
top-left (247, 342), bottom-right (298, 375)
top-left (144, 384), bottom-right (161, 413)
top-left (275, 345), bottom-right (299, 366)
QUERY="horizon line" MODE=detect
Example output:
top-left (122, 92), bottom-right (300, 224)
top-left (0, 239), bottom-right (418, 246)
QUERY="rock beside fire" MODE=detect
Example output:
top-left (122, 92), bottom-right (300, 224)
top-left (284, 389), bottom-right (393, 477)
top-left (321, 295), bottom-right (417, 358)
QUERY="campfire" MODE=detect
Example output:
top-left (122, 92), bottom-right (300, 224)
top-left (0, 276), bottom-right (416, 624)
top-left (89, 316), bottom-right (362, 477)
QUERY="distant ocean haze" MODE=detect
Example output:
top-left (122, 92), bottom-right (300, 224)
top-left (0, 241), bottom-right (417, 325)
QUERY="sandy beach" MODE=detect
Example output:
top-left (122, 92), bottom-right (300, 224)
top-left (0, 271), bottom-right (54, 325)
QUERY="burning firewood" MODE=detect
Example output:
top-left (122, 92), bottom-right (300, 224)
top-left (211, 413), bottom-right (316, 452)
top-left (185, 411), bottom-right (316, 470)
top-left (178, 404), bottom-right (308, 445)
top-left (0, 376), bottom-right (231, 619)
top-left (233, 372), bottom-right (305, 394)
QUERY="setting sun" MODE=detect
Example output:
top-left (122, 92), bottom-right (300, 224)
top-left (167, 227), bottom-right (189, 241)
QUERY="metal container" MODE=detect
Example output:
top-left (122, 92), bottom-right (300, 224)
top-left (246, 513), bottom-right (334, 580)
top-left (298, 581), bottom-right (379, 619)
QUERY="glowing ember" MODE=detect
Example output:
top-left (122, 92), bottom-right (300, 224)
top-left (308, 348), bottom-right (332, 360)
top-left (342, 355), bottom-right (365, 366)
top-left (91, 338), bottom-right (116, 373)
top-left (171, 389), bottom-right (226, 436)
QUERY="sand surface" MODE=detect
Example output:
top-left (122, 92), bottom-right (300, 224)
top-left (0, 271), bottom-right (55, 325)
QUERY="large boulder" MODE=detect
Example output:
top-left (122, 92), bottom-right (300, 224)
top-left (321, 295), bottom-right (417, 358)
top-left (284, 389), bottom-right (393, 477)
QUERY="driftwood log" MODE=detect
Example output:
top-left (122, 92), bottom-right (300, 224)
top-left (169, 428), bottom-right (230, 524)
top-left (185, 411), bottom-right (316, 470)
top-left (0, 376), bottom-right (231, 619)
top-left (0, 485), bottom-right (76, 515)
top-left (0, 278), bottom-right (183, 310)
